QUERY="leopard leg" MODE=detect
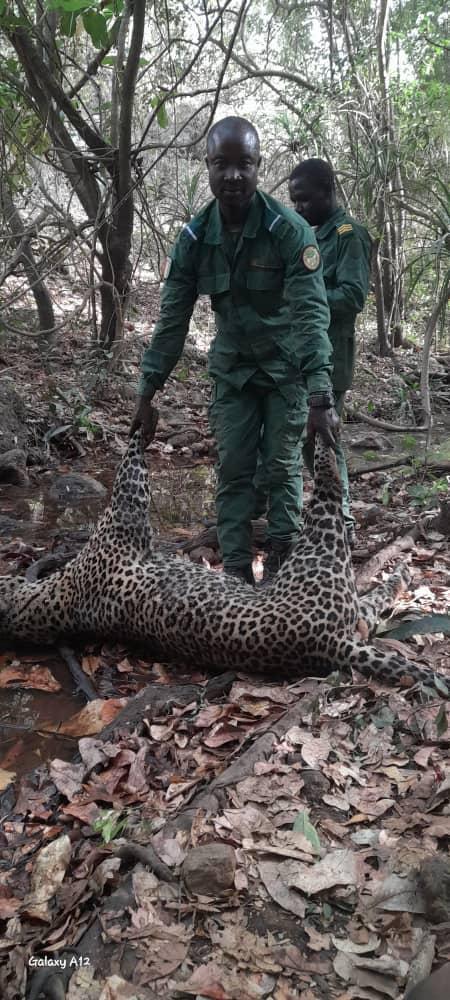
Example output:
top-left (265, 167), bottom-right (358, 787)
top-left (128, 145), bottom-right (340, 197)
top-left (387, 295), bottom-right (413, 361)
top-left (109, 429), bottom-right (153, 555)
top-left (330, 634), bottom-right (444, 691)
top-left (358, 564), bottom-right (411, 636)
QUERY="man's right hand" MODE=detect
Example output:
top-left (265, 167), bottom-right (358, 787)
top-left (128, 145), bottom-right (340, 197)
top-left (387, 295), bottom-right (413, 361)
top-left (130, 394), bottom-right (159, 446)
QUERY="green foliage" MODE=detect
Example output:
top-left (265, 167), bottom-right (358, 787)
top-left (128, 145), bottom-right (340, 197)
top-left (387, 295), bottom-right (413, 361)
top-left (46, 386), bottom-right (102, 442)
top-left (46, 0), bottom-right (123, 48)
top-left (401, 434), bottom-right (419, 452)
top-left (150, 95), bottom-right (169, 129)
top-left (92, 809), bottom-right (127, 843)
top-left (435, 703), bottom-right (448, 737)
top-left (406, 477), bottom-right (449, 508)
top-left (292, 811), bottom-right (321, 853)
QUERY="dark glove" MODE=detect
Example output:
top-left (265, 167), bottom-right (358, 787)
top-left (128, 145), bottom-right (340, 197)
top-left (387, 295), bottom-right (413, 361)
top-left (306, 392), bottom-right (340, 448)
top-left (130, 392), bottom-right (159, 446)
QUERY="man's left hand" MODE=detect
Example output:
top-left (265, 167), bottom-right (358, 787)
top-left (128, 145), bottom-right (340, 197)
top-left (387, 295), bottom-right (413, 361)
top-left (306, 405), bottom-right (340, 448)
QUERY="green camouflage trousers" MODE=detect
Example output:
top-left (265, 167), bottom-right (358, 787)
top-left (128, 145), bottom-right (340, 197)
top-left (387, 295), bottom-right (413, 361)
top-left (253, 391), bottom-right (354, 529)
top-left (209, 374), bottom-right (306, 570)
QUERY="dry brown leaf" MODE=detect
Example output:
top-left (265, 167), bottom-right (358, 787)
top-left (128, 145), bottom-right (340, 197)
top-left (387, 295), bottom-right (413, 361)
top-left (204, 723), bottom-right (241, 748)
top-left (0, 663), bottom-right (61, 691)
top-left (323, 793), bottom-right (351, 812)
top-left (149, 722), bottom-right (174, 741)
top-left (258, 860), bottom-right (306, 918)
top-left (332, 934), bottom-right (381, 955)
top-left (363, 873), bottom-right (426, 914)
top-left (237, 773), bottom-right (304, 804)
top-left (194, 704), bottom-right (228, 727)
top-left (207, 925), bottom-right (281, 974)
top-left (67, 966), bottom-right (102, 999)
top-left (217, 806), bottom-right (274, 840)
top-left (229, 681), bottom-right (293, 705)
top-left (174, 961), bottom-right (276, 999)
top-left (335, 952), bottom-right (409, 989)
top-left (283, 726), bottom-right (332, 767)
top-left (288, 849), bottom-right (364, 895)
top-left (116, 657), bottom-right (133, 673)
top-left (347, 785), bottom-right (395, 819)
top-left (427, 817), bottom-right (450, 838)
top-left (81, 654), bottom-right (102, 677)
top-left (0, 893), bottom-right (21, 920)
top-left (45, 698), bottom-right (127, 737)
top-left (60, 801), bottom-right (102, 825)
top-left (0, 767), bottom-right (15, 791)
top-left (22, 834), bottom-right (72, 921)
top-left (235, 869), bottom-right (248, 891)
top-left (305, 924), bottom-right (331, 951)
top-left (49, 759), bottom-right (86, 799)
top-left (414, 747), bottom-right (433, 769)
top-left (98, 975), bottom-right (146, 999)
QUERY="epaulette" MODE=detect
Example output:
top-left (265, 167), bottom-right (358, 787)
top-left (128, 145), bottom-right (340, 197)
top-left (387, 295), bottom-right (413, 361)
top-left (336, 222), bottom-right (353, 235)
top-left (265, 207), bottom-right (284, 234)
top-left (182, 219), bottom-right (201, 242)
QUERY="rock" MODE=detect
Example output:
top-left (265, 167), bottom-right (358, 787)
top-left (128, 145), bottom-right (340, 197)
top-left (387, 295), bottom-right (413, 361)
top-left (297, 768), bottom-right (331, 802)
top-left (49, 473), bottom-right (107, 501)
top-left (0, 383), bottom-right (27, 451)
top-left (189, 546), bottom-right (219, 566)
top-left (191, 440), bottom-right (210, 456)
top-left (347, 431), bottom-right (393, 451)
top-left (167, 429), bottom-right (200, 448)
top-left (418, 856), bottom-right (450, 923)
top-left (406, 963), bottom-right (450, 999)
top-left (182, 843), bottom-right (236, 896)
top-left (0, 515), bottom-right (22, 536)
top-left (0, 448), bottom-right (28, 485)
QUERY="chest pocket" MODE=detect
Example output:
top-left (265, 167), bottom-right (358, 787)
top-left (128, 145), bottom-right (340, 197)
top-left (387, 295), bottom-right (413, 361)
top-left (246, 266), bottom-right (284, 315)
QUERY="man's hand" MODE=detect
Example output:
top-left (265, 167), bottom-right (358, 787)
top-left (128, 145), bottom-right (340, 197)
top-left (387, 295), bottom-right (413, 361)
top-left (306, 403), bottom-right (340, 448)
top-left (130, 395), bottom-right (159, 446)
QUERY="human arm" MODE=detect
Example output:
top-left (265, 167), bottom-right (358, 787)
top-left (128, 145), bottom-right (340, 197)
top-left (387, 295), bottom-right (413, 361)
top-left (131, 233), bottom-right (198, 440)
top-left (281, 226), bottom-right (333, 395)
top-left (138, 233), bottom-right (199, 397)
top-left (327, 229), bottom-right (372, 317)
top-left (281, 226), bottom-right (338, 443)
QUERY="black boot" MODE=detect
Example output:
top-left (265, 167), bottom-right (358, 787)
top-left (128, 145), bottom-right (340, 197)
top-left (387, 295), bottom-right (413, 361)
top-left (262, 541), bottom-right (294, 585)
top-left (224, 564), bottom-right (255, 586)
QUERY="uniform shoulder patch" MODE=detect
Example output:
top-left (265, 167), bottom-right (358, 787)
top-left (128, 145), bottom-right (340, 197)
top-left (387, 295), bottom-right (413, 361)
top-left (302, 245), bottom-right (321, 271)
top-left (336, 223), bottom-right (353, 235)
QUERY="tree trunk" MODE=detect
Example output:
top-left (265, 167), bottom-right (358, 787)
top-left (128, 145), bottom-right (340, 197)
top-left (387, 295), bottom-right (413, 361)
top-left (372, 237), bottom-right (391, 356)
top-left (98, 0), bottom-right (146, 347)
top-left (420, 277), bottom-right (449, 444)
top-left (0, 183), bottom-right (55, 337)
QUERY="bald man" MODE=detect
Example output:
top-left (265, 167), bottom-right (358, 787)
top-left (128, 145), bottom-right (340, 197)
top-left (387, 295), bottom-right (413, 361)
top-left (132, 117), bottom-right (336, 585)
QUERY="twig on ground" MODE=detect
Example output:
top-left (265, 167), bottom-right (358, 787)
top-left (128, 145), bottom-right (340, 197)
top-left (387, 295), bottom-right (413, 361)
top-left (114, 840), bottom-right (176, 883)
top-left (58, 643), bottom-right (98, 702)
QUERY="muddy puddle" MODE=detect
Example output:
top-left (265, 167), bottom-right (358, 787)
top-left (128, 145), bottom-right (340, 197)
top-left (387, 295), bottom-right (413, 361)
top-left (0, 459), bottom-right (217, 781)
top-left (0, 459), bottom-right (217, 544)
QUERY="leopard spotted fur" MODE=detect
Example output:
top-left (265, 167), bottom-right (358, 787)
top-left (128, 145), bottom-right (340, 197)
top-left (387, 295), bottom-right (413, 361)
top-left (0, 431), bottom-right (444, 691)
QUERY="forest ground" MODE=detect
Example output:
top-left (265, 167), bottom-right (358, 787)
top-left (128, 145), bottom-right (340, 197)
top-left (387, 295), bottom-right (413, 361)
top-left (0, 277), bottom-right (450, 1000)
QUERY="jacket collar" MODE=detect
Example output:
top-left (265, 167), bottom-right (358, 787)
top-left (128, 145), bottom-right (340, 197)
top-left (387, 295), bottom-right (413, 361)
top-left (316, 206), bottom-right (346, 240)
top-left (203, 192), bottom-right (263, 244)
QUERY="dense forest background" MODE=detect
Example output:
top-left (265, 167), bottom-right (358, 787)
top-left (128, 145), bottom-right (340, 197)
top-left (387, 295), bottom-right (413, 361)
top-left (0, 0), bottom-right (448, 368)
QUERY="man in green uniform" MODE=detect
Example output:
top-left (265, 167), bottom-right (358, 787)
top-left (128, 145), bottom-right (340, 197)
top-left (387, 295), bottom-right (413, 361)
top-left (255, 158), bottom-right (372, 552)
top-left (131, 118), bottom-right (337, 584)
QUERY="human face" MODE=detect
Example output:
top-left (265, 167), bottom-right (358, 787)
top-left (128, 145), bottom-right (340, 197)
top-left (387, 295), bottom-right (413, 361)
top-left (206, 132), bottom-right (261, 219)
top-left (289, 176), bottom-right (331, 227)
